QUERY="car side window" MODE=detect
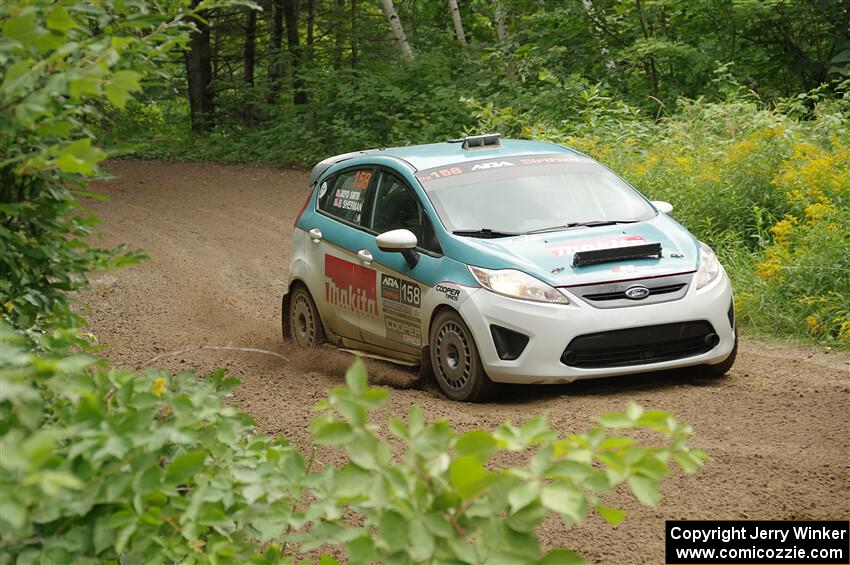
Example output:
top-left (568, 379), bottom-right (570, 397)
top-left (370, 172), bottom-right (441, 254)
top-left (318, 168), bottom-right (374, 225)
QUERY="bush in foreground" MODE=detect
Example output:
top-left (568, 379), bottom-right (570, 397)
top-left (0, 324), bottom-right (707, 563)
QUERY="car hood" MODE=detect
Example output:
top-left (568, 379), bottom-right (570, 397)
top-left (447, 215), bottom-right (700, 287)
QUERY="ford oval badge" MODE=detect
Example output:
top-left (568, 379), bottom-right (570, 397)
top-left (625, 285), bottom-right (651, 300)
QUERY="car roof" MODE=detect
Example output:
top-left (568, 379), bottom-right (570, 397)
top-left (379, 138), bottom-right (576, 170)
top-left (308, 138), bottom-right (579, 184)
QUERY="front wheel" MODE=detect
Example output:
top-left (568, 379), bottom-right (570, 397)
top-left (429, 309), bottom-right (495, 402)
top-left (283, 285), bottom-right (325, 347)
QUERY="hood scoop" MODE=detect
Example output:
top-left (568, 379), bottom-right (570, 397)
top-left (572, 242), bottom-right (662, 268)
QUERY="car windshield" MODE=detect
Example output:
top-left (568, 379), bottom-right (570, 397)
top-left (415, 154), bottom-right (656, 235)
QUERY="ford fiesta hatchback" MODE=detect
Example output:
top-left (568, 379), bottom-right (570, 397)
top-left (282, 134), bottom-right (737, 401)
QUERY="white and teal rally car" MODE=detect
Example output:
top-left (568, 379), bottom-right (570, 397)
top-left (283, 134), bottom-right (737, 401)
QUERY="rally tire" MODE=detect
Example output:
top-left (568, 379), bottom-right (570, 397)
top-left (284, 285), bottom-right (325, 347)
top-left (429, 309), bottom-right (495, 402)
top-left (700, 327), bottom-right (738, 378)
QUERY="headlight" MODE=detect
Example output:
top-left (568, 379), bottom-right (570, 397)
top-left (469, 266), bottom-right (569, 304)
top-left (695, 242), bottom-right (721, 290)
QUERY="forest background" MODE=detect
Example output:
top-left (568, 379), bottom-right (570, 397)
top-left (112, 0), bottom-right (850, 346)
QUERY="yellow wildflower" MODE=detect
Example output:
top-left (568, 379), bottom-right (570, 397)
top-left (755, 259), bottom-right (782, 280)
top-left (768, 216), bottom-right (797, 244)
top-left (2, 302), bottom-right (12, 313)
top-left (152, 377), bottom-right (167, 398)
top-left (839, 322), bottom-right (850, 343)
top-left (805, 315), bottom-right (819, 330)
top-left (673, 155), bottom-right (693, 172)
top-left (803, 202), bottom-right (833, 222)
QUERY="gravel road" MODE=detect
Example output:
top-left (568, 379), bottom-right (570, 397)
top-left (83, 159), bottom-right (850, 564)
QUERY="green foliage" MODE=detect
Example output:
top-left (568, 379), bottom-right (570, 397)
top-left (1, 333), bottom-right (707, 563)
top-left (0, 323), bottom-right (306, 562)
top-left (306, 359), bottom-right (706, 564)
top-left (0, 0), bottom-right (194, 337)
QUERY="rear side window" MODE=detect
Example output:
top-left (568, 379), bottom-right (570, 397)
top-left (318, 168), bottom-right (374, 225)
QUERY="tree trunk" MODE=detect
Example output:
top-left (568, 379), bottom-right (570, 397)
top-left (186, 2), bottom-right (214, 132)
top-left (379, 0), bottom-right (413, 61)
top-left (334, 0), bottom-right (345, 69)
top-left (307, 0), bottom-right (315, 52)
top-left (447, 0), bottom-right (466, 44)
top-left (494, 2), bottom-right (515, 79)
top-left (350, 0), bottom-right (358, 68)
top-left (495, 2), bottom-right (508, 42)
top-left (634, 0), bottom-right (659, 99)
top-left (284, 0), bottom-right (309, 105)
top-left (244, 9), bottom-right (257, 86)
top-left (269, 0), bottom-right (284, 101)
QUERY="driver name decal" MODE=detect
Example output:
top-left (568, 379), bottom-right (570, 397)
top-left (546, 235), bottom-right (647, 257)
top-left (324, 255), bottom-right (378, 317)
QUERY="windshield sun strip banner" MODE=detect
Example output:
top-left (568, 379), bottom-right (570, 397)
top-left (414, 154), bottom-right (598, 190)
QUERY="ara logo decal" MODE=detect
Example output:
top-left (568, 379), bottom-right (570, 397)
top-left (624, 285), bottom-right (651, 300)
top-left (324, 255), bottom-right (378, 317)
top-left (381, 275), bottom-right (399, 289)
top-left (470, 161), bottom-right (515, 171)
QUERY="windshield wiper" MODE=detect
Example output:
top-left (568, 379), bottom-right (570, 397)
top-left (525, 219), bottom-right (641, 235)
top-left (452, 228), bottom-right (522, 239)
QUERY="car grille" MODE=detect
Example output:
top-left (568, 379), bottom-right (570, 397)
top-left (563, 272), bottom-right (694, 309)
top-left (561, 321), bottom-right (717, 368)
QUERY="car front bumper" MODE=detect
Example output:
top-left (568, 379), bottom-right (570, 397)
top-left (458, 270), bottom-right (735, 384)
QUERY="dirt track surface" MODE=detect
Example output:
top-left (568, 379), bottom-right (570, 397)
top-left (85, 160), bottom-right (850, 564)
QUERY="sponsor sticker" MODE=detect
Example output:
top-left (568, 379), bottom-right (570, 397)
top-left (416, 154), bottom-right (594, 184)
top-left (318, 181), bottom-right (328, 199)
top-left (435, 283), bottom-right (460, 302)
top-left (381, 273), bottom-right (421, 347)
top-left (470, 161), bottom-right (515, 171)
top-left (324, 255), bottom-right (378, 317)
top-left (386, 315), bottom-right (422, 347)
top-left (545, 234), bottom-right (648, 257)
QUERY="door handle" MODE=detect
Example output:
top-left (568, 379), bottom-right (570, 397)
top-left (308, 228), bottom-right (322, 243)
top-left (357, 249), bottom-right (373, 265)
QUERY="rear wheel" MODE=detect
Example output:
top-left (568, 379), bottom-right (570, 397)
top-left (700, 328), bottom-right (738, 378)
top-left (429, 309), bottom-right (495, 402)
top-left (284, 285), bottom-right (325, 347)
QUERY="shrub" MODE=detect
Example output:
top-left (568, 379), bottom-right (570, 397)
top-left (0, 0), bottom-right (186, 339)
top-left (1, 326), bottom-right (707, 563)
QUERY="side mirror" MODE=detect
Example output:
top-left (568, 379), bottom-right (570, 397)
top-left (652, 200), bottom-right (673, 214)
top-left (376, 229), bottom-right (419, 268)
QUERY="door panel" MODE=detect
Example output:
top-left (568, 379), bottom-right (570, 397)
top-left (357, 170), bottom-right (444, 354)
top-left (307, 167), bottom-right (378, 341)
top-left (362, 252), bottom-right (435, 355)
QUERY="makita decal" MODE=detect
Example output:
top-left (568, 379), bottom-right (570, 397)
top-left (324, 255), bottom-right (378, 317)
top-left (546, 235), bottom-right (647, 257)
